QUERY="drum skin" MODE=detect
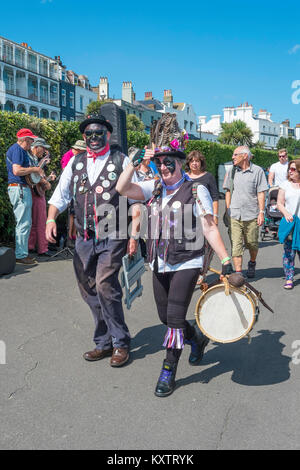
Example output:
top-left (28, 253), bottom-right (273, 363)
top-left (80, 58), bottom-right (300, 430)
top-left (195, 284), bottom-right (256, 343)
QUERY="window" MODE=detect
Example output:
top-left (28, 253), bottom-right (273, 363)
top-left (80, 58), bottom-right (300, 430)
top-left (3, 42), bottom-right (13, 63)
top-left (62, 115), bottom-right (67, 121)
top-left (61, 89), bottom-right (66, 107)
top-left (70, 91), bottom-right (74, 109)
top-left (80, 96), bottom-right (83, 111)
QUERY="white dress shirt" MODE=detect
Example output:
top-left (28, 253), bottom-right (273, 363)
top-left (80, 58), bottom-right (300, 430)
top-left (49, 150), bottom-right (135, 213)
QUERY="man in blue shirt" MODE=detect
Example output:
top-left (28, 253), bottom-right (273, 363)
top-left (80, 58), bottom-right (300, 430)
top-left (6, 128), bottom-right (44, 264)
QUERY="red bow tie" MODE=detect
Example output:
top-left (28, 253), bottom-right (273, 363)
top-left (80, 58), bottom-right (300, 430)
top-left (87, 144), bottom-right (110, 162)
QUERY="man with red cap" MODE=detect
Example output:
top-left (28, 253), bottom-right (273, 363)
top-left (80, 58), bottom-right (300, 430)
top-left (6, 129), bottom-right (45, 264)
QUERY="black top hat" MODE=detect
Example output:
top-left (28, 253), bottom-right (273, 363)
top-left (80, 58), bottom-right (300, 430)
top-left (79, 113), bottom-right (113, 134)
top-left (153, 149), bottom-right (186, 160)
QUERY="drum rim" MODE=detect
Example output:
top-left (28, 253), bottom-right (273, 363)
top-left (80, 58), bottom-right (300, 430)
top-left (195, 283), bottom-right (256, 344)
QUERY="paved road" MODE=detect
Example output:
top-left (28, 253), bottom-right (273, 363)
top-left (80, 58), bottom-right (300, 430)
top-left (1, 203), bottom-right (300, 450)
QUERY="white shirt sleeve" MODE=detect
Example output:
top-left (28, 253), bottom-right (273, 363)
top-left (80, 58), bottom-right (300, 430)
top-left (194, 184), bottom-right (214, 217)
top-left (48, 156), bottom-right (75, 213)
top-left (137, 180), bottom-right (156, 201)
top-left (269, 163), bottom-right (276, 173)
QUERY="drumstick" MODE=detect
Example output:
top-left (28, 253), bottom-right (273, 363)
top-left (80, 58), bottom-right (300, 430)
top-left (208, 267), bottom-right (245, 288)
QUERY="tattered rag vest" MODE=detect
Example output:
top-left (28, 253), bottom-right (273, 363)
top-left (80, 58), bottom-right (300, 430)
top-left (146, 180), bottom-right (205, 266)
top-left (70, 150), bottom-right (127, 240)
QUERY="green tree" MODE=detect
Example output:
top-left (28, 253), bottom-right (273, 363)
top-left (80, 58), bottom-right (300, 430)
top-left (218, 120), bottom-right (253, 147)
top-left (252, 140), bottom-right (266, 149)
top-left (277, 136), bottom-right (300, 156)
top-left (127, 114), bottom-right (145, 132)
top-left (85, 99), bottom-right (113, 116)
top-left (127, 130), bottom-right (149, 148)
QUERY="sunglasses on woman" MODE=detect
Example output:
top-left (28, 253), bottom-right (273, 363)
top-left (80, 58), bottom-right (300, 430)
top-left (289, 167), bottom-right (298, 172)
top-left (153, 156), bottom-right (174, 167)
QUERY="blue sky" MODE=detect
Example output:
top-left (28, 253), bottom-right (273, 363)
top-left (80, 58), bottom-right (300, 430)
top-left (1, 0), bottom-right (300, 126)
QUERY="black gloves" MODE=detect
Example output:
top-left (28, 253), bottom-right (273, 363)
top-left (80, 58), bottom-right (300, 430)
top-left (131, 149), bottom-right (146, 167)
top-left (221, 262), bottom-right (234, 276)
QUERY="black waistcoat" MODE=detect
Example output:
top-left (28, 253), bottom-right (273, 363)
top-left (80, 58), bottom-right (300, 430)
top-left (146, 180), bottom-right (205, 265)
top-left (70, 150), bottom-right (128, 239)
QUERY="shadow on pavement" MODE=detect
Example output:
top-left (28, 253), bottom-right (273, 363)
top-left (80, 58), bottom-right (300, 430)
top-left (176, 329), bottom-right (291, 390)
top-left (130, 324), bottom-right (165, 359)
top-left (254, 267), bottom-right (300, 282)
top-left (0, 263), bottom-right (38, 279)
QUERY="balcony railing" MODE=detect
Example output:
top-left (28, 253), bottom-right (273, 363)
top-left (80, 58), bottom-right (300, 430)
top-left (2, 55), bottom-right (14, 65)
top-left (28, 92), bottom-right (38, 101)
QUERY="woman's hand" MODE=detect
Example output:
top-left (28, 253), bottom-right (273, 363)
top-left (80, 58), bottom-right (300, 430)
top-left (284, 212), bottom-right (294, 223)
top-left (127, 238), bottom-right (139, 258)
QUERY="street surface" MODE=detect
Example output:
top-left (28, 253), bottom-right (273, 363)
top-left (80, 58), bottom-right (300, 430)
top-left (0, 202), bottom-right (300, 450)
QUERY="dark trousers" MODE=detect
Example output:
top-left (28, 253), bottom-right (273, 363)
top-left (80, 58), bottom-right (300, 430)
top-left (73, 235), bottom-right (130, 350)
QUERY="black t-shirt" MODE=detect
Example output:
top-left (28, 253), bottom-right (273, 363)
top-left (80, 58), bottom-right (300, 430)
top-left (189, 172), bottom-right (219, 201)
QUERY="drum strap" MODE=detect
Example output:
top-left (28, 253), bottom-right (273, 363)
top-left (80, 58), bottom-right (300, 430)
top-left (243, 281), bottom-right (274, 314)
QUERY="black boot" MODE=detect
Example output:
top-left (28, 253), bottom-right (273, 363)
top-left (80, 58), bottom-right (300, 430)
top-left (186, 328), bottom-right (209, 365)
top-left (155, 360), bottom-right (178, 397)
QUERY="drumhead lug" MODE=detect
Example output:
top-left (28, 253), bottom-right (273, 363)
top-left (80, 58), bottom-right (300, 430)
top-left (247, 334), bottom-right (252, 344)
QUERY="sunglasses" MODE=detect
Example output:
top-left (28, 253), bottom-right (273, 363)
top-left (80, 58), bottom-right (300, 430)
top-left (279, 155), bottom-right (287, 158)
top-left (289, 167), bottom-right (298, 172)
top-left (153, 156), bottom-right (174, 167)
top-left (84, 130), bottom-right (106, 137)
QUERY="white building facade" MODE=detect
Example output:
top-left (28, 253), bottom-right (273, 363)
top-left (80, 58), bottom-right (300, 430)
top-left (67, 70), bottom-right (98, 121)
top-left (199, 103), bottom-right (300, 149)
top-left (0, 36), bottom-right (60, 120)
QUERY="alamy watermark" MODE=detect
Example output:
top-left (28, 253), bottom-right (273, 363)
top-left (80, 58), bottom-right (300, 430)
top-left (0, 341), bottom-right (6, 365)
top-left (95, 197), bottom-right (204, 250)
top-left (291, 80), bottom-right (300, 104)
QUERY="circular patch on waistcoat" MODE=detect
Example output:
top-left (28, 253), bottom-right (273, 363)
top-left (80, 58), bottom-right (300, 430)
top-left (102, 192), bottom-right (111, 201)
top-left (102, 180), bottom-right (110, 188)
top-left (76, 162), bottom-right (84, 171)
top-left (95, 186), bottom-right (103, 194)
top-left (107, 164), bottom-right (116, 172)
top-left (172, 201), bottom-right (181, 210)
top-left (108, 172), bottom-right (117, 181)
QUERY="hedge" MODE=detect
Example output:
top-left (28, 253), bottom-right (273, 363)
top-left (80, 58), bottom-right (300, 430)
top-left (185, 140), bottom-right (279, 179)
top-left (0, 111), bottom-right (150, 243)
top-left (0, 111), bottom-right (280, 243)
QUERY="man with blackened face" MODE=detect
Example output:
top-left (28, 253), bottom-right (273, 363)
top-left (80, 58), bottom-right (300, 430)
top-left (47, 113), bottom-right (133, 369)
top-left (83, 123), bottom-right (110, 154)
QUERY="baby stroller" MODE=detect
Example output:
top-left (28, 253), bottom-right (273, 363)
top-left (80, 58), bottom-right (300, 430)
top-left (260, 187), bottom-right (283, 241)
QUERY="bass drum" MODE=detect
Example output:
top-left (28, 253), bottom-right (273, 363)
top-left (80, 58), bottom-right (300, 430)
top-left (195, 283), bottom-right (259, 343)
top-left (0, 246), bottom-right (16, 276)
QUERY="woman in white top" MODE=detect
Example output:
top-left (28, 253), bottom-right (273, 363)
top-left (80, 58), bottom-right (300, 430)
top-left (117, 145), bottom-right (233, 397)
top-left (277, 159), bottom-right (300, 289)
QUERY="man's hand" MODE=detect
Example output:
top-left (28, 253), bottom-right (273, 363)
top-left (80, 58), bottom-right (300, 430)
top-left (257, 212), bottom-right (264, 226)
top-left (45, 221), bottom-right (57, 243)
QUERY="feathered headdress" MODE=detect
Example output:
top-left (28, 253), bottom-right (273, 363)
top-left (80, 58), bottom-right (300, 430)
top-left (150, 113), bottom-right (189, 159)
